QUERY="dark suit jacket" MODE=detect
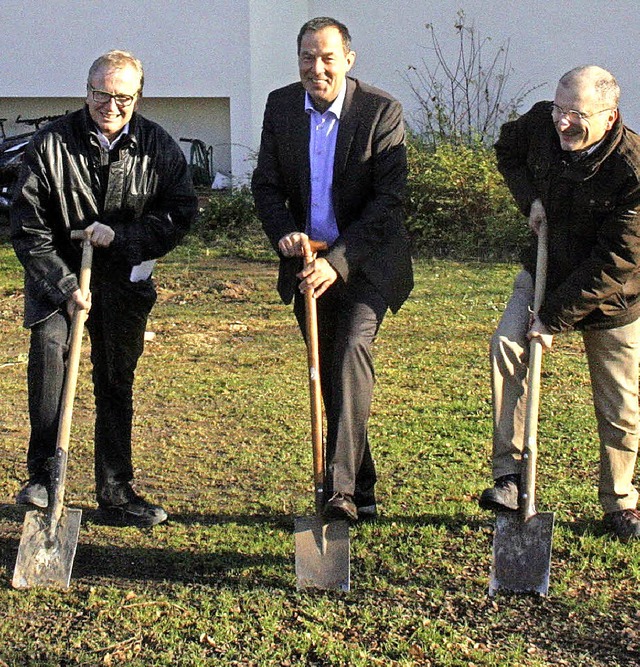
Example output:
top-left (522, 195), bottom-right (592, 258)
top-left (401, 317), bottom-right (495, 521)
top-left (251, 76), bottom-right (413, 313)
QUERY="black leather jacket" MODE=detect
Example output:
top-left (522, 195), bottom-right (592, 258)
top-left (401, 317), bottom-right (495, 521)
top-left (495, 101), bottom-right (640, 332)
top-left (11, 107), bottom-right (197, 327)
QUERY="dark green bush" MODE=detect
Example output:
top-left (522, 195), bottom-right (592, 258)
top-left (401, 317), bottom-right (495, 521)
top-left (193, 143), bottom-right (528, 261)
top-left (405, 135), bottom-right (528, 259)
top-left (196, 186), bottom-right (260, 240)
top-left (193, 187), bottom-right (273, 260)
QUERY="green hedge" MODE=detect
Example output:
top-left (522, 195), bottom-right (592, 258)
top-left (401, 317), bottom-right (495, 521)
top-left (194, 139), bottom-right (528, 261)
top-left (405, 135), bottom-right (527, 259)
top-left (191, 187), bottom-right (272, 260)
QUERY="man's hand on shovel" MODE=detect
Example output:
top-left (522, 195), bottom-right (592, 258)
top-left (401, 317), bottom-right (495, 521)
top-left (85, 221), bottom-right (115, 248)
top-left (66, 289), bottom-right (92, 319)
top-left (298, 254), bottom-right (337, 299)
top-left (278, 231), bottom-right (310, 258)
top-left (528, 314), bottom-right (554, 350)
top-left (528, 198), bottom-right (547, 236)
top-left (278, 232), bottom-right (335, 298)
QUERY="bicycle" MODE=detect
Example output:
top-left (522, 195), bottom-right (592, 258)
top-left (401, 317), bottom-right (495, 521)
top-left (179, 137), bottom-right (214, 187)
top-left (0, 113), bottom-right (66, 212)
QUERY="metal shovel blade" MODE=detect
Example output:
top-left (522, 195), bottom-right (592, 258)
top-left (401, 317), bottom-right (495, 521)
top-left (12, 507), bottom-right (82, 589)
top-left (489, 510), bottom-right (555, 596)
top-left (294, 516), bottom-right (350, 591)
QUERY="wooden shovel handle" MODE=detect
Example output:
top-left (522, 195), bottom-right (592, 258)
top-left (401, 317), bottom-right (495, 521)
top-left (70, 230), bottom-right (93, 295)
top-left (303, 246), bottom-right (325, 515)
top-left (521, 220), bottom-right (548, 520)
top-left (49, 231), bottom-right (93, 527)
top-left (56, 232), bottom-right (93, 455)
top-left (308, 239), bottom-right (328, 254)
top-left (532, 222), bottom-right (548, 314)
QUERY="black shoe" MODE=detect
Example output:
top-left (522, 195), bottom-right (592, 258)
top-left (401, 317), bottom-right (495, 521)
top-left (478, 474), bottom-right (520, 512)
top-left (354, 489), bottom-right (377, 521)
top-left (98, 483), bottom-right (167, 527)
top-left (603, 508), bottom-right (640, 541)
top-left (16, 479), bottom-right (49, 509)
top-left (356, 504), bottom-right (377, 521)
top-left (356, 499), bottom-right (377, 521)
top-left (324, 492), bottom-right (358, 522)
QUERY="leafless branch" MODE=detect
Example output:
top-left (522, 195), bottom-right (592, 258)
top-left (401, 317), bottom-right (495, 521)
top-left (404, 10), bottom-right (544, 148)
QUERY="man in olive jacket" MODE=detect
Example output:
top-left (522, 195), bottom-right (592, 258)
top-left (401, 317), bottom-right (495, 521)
top-left (11, 50), bottom-right (197, 527)
top-left (479, 65), bottom-right (640, 540)
top-left (252, 17), bottom-right (413, 522)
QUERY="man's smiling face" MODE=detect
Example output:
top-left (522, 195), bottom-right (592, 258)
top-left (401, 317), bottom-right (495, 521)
top-left (552, 77), bottom-right (618, 152)
top-left (298, 26), bottom-right (355, 112)
top-left (86, 64), bottom-right (140, 141)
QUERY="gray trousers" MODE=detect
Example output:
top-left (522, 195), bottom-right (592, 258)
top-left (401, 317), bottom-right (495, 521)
top-left (294, 274), bottom-right (386, 503)
top-left (490, 270), bottom-right (640, 513)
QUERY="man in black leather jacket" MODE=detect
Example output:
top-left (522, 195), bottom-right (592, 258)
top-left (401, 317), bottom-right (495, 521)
top-left (479, 65), bottom-right (640, 540)
top-left (11, 50), bottom-right (197, 527)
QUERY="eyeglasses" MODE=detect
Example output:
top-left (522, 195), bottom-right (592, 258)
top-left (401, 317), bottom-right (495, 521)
top-left (89, 86), bottom-right (138, 107)
top-left (551, 103), bottom-right (614, 124)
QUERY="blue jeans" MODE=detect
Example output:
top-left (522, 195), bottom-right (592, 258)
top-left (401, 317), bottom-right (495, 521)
top-left (26, 275), bottom-right (156, 498)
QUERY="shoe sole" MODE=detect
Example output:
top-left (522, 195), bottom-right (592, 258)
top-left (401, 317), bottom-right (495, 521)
top-left (356, 505), bottom-right (378, 521)
top-left (323, 505), bottom-right (358, 522)
top-left (478, 496), bottom-right (518, 513)
top-left (15, 494), bottom-right (48, 509)
top-left (603, 521), bottom-right (640, 541)
top-left (607, 531), bottom-right (640, 542)
top-left (97, 507), bottom-right (168, 528)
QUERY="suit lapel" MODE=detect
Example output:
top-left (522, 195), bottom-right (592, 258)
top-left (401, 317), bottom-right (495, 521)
top-left (334, 77), bottom-right (359, 181)
top-left (288, 88), bottom-right (311, 217)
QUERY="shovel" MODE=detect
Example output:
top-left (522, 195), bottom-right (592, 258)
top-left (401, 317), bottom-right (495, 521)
top-left (489, 220), bottom-right (555, 596)
top-left (13, 230), bottom-right (92, 589)
top-left (294, 241), bottom-right (350, 591)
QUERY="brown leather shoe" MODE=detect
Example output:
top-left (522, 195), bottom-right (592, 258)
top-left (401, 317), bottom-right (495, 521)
top-left (603, 508), bottom-right (640, 540)
top-left (323, 492), bottom-right (358, 522)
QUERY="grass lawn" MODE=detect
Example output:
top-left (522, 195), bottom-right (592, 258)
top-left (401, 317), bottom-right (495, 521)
top-left (0, 235), bottom-right (639, 666)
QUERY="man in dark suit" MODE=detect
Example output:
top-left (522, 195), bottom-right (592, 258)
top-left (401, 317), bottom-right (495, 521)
top-left (252, 16), bottom-right (413, 522)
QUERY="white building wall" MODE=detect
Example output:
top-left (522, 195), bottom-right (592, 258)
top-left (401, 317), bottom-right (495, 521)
top-left (1, 0), bottom-right (257, 180)
top-left (2, 1), bottom-right (640, 184)
top-left (311, 0), bottom-right (640, 133)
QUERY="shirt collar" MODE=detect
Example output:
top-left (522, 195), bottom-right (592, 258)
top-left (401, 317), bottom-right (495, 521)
top-left (304, 80), bottom-right (347, 119)
top-left (567, 134), bottom-right (607, 162)
top-left (583, 135), bottom-right (606, 157)
top-left (96, 123), bottom-right (130, 150)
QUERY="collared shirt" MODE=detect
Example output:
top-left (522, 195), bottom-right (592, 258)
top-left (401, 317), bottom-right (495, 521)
top-left (304, 82), bottom-right (346, 245)
top-left (96, 123), bottom-right (130, 151)
top-left (91, 122), bottom-right (131, 199)
top-left (569, 135), bottom-right (606, 161)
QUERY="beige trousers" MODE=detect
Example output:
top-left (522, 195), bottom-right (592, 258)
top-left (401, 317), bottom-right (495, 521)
top-left (490, 270), bottom-right (640, 513)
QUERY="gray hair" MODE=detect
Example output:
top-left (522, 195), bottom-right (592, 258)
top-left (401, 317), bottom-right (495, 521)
top-left (87, 50), bottom-right (145, 95)
top-left (559, 65), bottom-right (620, 108)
